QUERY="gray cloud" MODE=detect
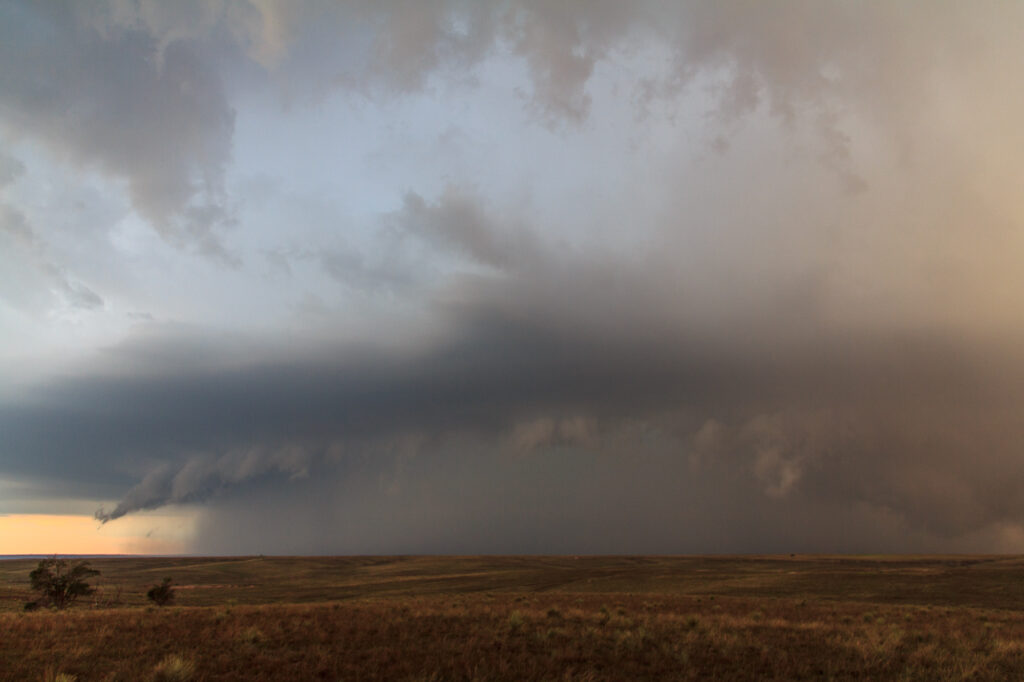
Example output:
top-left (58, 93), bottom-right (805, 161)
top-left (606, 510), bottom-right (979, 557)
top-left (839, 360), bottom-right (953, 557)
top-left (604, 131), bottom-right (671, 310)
top-left (0, 152), bottom-right (25, 189)
top-left (0, 1), bottom-right (236, 255)
top-left (4, 274), bottom-right (1024, 551)
top-left (395, 188), bottom-right (544, 272)
top-left (318, 246), bottom-right (422, 295)
top-left (95, 443), bottom-right (311, 523)
top-left (0, 204), bottom-right (34, 247)
top-left (50, 272), bottom-right (105, 311)
top-left (5, 1), bottom-right (1024, 554)
top-left (0, 198), bottom-right (106, 317)
top-left (0, 151), bottom-right (32, 246)
top-left (0, 166), bottom-right (107, 316)
top-left (8, 174), bottom-right (1024, 551)
top-left (1, 0), bottom-right (995, 257)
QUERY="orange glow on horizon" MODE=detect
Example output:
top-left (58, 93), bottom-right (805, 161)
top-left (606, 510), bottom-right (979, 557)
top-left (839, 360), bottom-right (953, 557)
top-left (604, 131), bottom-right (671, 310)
top-left (0, 513), bottom-right (193, 555)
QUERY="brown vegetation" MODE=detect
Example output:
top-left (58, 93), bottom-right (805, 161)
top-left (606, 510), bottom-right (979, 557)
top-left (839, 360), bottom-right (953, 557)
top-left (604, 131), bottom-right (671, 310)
top-left (2, 555), bottom-right (1024, 680)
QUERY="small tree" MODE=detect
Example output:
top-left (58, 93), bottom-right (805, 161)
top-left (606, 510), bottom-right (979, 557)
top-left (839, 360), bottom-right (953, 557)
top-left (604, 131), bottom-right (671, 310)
top-left (147, 577), bottom-right (176, 606)
top-left (28, 556), bottom-right (99, 609)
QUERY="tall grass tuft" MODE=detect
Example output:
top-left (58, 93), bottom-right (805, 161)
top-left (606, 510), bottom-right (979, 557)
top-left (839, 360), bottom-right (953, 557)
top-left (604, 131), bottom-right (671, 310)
top-left (508, 610), bottom-right (524, 633)
top-left (238, 626), bottom-right (264, 645)
top-left (150, 654), bottom-right (195, 682)
top-left (41, 669), bottom-right (76, 682)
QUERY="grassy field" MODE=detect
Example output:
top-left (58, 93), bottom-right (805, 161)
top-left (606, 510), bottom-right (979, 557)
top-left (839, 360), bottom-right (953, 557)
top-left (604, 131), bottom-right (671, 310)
top-left (3, 555), bottom-right (1024, 680)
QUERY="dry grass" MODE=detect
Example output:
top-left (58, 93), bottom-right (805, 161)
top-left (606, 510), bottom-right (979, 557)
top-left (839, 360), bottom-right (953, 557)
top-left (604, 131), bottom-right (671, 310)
top-left (2, 555), bottom-right (1024, 680)
top-left (150, 655), bottom-right (195, 682)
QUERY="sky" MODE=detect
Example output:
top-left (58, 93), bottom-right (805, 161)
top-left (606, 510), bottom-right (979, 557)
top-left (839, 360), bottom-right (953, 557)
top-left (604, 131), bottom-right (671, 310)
top-left (3, 0), bottom-right (1024, 555)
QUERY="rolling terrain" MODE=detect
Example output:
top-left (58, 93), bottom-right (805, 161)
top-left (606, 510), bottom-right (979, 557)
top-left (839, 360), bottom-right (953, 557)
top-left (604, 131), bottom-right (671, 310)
top-left (2, 555), bottom-right (1024, 680)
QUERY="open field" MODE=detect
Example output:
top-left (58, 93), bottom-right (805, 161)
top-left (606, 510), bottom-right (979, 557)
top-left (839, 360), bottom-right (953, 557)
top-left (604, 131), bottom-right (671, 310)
top-left (3, 555), bottom-right (1024, 680)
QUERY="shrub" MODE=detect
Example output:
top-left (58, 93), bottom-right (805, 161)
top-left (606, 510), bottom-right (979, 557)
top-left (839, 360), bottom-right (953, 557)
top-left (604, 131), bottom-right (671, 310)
top-left (28, 557), bottom-right (99, 610)
top-left (147, 577), bottom-right (176, 606)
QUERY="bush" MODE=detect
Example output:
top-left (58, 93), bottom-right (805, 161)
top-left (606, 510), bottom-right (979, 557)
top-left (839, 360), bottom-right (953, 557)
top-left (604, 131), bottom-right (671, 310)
top-left (147, 577), bottom-right (176, 606)
top-left (28, 556), bottom-right (99, 610)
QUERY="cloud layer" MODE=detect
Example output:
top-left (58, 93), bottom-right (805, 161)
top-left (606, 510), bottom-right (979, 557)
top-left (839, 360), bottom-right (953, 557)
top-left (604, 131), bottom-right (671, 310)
top-left (4, 1), bottom-right (1024, 553)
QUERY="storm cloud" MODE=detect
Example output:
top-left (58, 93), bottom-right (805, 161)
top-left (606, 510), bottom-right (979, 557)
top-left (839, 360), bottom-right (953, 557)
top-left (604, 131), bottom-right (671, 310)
top-left (4, 1), bottom-right (1024, 553)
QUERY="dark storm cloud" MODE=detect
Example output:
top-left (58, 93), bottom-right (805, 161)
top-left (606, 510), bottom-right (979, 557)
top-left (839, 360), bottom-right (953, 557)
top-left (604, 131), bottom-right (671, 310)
top-left (4, 265), bottom-right (1024, 549)
top-left (7, 185), bottom-right (1024, 552)
top-left (5, 1), bottom-right (1024, 553)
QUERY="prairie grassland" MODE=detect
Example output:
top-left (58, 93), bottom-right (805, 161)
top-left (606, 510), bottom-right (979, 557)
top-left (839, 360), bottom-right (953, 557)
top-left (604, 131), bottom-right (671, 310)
top-left (2, 555), bottom-right (1024, 680)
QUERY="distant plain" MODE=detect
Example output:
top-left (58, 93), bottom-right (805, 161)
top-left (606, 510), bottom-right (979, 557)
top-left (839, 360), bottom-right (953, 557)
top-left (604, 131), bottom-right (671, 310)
top-left (3, 555), bottom-right (1024, 680)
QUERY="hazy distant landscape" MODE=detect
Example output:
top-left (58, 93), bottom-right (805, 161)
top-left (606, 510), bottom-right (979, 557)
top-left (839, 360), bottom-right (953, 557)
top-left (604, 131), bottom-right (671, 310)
top-left (4, 554), bottom-right (1024, 680)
